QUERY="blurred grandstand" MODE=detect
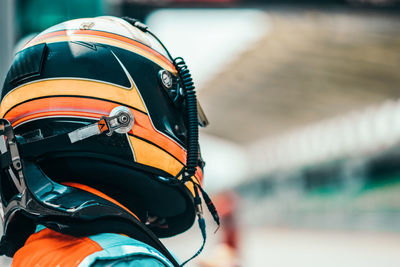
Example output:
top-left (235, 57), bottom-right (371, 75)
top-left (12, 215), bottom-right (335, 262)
top-left (2, 0), bottom-right (400, 266)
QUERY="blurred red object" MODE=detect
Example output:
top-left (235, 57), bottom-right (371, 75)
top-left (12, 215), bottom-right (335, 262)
top-left (198, 191), bottom-right (240, 267)
top-left (214, 191), bottom-right (239, 251)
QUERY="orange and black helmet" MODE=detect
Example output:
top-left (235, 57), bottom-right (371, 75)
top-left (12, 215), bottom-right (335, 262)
top-left (0, 16), bottom-right (215, 260)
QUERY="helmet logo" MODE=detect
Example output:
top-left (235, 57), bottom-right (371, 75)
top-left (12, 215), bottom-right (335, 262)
top-left (98, 121), bottom-right (107, 131)
top-left (80, 22), bottom-right (95, 30)
top-left (159, 70), bottom-right (173, 89)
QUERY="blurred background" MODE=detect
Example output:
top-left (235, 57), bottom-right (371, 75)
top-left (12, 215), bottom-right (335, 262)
top-left (2, 0), bottom-right (400, 266)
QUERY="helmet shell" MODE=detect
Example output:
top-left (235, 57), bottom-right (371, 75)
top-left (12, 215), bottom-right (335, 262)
top-left (0, 17), bottom-right (203, 239)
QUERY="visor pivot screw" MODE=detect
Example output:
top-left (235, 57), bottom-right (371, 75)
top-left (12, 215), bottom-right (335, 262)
top-left (119, 114), bottom-right (129, 124)
top-left (15, 161), bottom-right (21, 170)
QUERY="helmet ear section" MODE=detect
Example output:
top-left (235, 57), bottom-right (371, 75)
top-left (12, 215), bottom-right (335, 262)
top-left (158, 70), bottom-right (184, 108)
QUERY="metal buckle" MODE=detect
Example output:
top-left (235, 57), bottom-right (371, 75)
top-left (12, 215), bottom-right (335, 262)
top-left (0, 119), bottom-right (22, 171)
top-left (0, 119), bottom-right (24, 192)
top-left (68, 106), bottom-right (134, 143)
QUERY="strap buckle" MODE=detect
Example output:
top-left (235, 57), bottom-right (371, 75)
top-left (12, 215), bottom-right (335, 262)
top-left (0, 119), bottom-right (22, 171)
top-left (0, 119), bottom-right (25, 192)
top-left (68, 106), bottom-right (134, 143)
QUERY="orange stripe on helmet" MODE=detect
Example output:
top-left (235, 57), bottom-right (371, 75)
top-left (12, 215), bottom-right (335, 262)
top-left (128, 135), bottom-right (184, 177)
top-left (5, 97), bottom-right (113, 119)
top-left (11, 111), bottom-right (100, 126)
top-left (0, 79), bottom-right (147, 116)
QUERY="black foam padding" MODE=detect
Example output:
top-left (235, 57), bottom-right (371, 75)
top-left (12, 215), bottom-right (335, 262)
top-left (7, 43), bottom-right (47, 85)
top-left (40, 156), bottom-right (185, 216)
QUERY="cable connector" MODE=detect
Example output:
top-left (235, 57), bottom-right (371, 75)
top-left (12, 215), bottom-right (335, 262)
top-left (198, 186), bottom-right (220, 228)
top-left (194, 184), bottom-right (203, 218)
top-left (122, 17), bottom-right (148, 32)
top-left (180, 185), bottom-right (207, 267)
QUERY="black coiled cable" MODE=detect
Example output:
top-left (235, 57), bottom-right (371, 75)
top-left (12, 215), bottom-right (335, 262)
top-left (173, 57), bottom-right (199, 180)
top-left (123, 17), bottom-right (199, 179)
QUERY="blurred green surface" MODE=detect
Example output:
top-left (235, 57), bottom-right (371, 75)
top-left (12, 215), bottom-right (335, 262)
top-left (17, 0), bottom-right (104, 37)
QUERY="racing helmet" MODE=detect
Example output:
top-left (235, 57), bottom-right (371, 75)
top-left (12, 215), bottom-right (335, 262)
top-left (0, 16), bottom-right (216, 260)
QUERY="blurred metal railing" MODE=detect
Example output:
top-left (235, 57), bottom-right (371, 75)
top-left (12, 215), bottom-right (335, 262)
top-left (0, 0), bottom-right (15, 88)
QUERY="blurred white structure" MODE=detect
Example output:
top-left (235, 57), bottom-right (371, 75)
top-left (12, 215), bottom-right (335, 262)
top-left (0, 0), bottom-right (15, 86)
top-left (249, 99), bottom-right (400, 176)
top-left (200, 133), bottom-right (249, 193)
top-left (146, 8), bottom-right (269, 89)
